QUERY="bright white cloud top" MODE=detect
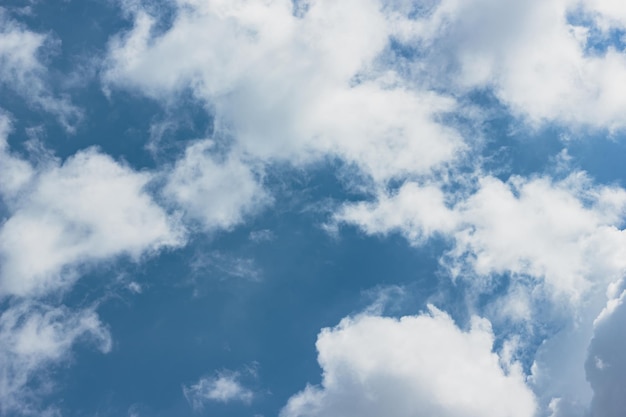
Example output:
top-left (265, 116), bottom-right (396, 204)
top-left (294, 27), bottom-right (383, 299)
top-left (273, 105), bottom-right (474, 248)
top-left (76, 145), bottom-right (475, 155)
top-left (1, 0), bottom-right (626, 416)
top-left (0, 116), bottom-right (185, 297)
top-left (281, 307), bottom-right (536, 417)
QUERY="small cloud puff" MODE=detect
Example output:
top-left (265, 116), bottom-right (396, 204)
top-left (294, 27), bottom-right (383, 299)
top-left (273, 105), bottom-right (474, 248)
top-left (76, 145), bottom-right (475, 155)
top-left (183, 370), bottom-right (254, 410)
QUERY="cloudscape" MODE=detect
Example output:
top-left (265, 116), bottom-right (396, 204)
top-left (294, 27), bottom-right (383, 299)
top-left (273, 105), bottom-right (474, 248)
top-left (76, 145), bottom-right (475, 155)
top-left (1, 1), bottom-right (626, 416)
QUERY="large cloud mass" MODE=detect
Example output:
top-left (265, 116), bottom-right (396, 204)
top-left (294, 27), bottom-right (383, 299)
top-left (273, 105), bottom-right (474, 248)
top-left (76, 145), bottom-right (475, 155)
top-left (104, 0), bottom-right (464, 183)
top-left (281, 307), bottom-right (536, 417)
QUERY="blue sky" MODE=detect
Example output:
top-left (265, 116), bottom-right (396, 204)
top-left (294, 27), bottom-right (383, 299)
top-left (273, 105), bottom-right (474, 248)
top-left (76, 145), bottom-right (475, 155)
top-left (2, 1), bottom-right (626, 417)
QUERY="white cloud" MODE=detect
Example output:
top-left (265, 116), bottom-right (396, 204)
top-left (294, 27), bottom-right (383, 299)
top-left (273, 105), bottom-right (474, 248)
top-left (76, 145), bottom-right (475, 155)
top-left (337, 173), bottom-right (626, 304)
top-left (0, 119), bottom-right (185, 297)
top-left (163, 140), bottom-right (269, 231)
top-left (0, 302), bottom-right (111, 416)
top-left (332, 182), bottom-right (458, 244)
top-left (585, 284), bottom-right (626, 417)
top-left (334, 172), bottom-right (626, 415)
top-left (183, 370), bottom-right (254, 409)
top-left (281, 306), bottom-right (536, 417)
top-left (403, 0), bottom-right (626, 129)
top-left (0, 9), bottom-right (81, 131)
top-left (449, 173), bottom-right (626, 302)
top-left (103, 0), bottom-right (464, 183)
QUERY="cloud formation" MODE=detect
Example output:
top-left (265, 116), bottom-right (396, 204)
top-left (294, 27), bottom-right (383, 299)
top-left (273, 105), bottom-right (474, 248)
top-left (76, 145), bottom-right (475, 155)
top-left (163, 140), bottom-right (269, 232)
top-left (0, 117), bottom-right (185, 297)
top-left (2, 0), bottom-right (626, 416)
top-left (586, 284), bottom-right (626, 417)
top-left (281, 306), bottom-right (536, 417)
top-left (0, 302), bottom-right (111, 416)
top-left (101, 3), bottom-right (626, 415)
top-left (104, 0), bottom-right (464, 183)
top-left (337, 173), bottom-right (626, 305)
top-left (183, 370), bottom-right (254, 409)
top-left (403, 0), bottom-right (626, 129)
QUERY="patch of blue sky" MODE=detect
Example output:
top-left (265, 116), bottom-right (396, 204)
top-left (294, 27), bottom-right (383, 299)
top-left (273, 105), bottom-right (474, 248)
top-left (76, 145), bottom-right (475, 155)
top-left (567, 10), bottom-right (626, 54)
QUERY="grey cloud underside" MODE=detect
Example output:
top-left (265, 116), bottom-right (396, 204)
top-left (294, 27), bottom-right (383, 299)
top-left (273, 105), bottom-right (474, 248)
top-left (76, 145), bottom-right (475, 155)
top-left (2, 0), bottom-right (626, 416)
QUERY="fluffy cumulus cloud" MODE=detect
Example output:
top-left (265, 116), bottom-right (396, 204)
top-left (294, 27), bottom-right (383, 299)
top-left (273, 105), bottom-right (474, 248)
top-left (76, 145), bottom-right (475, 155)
top-left (3, 0), bottom-right (626, 416)
top-left (104, 0), bottom-right (626, 137)
top-left (0, 302), bottom-right (111, 416)
top-left (103, 0), bottom-right (464, 183)
top-left (101, 3), bottom-right (626, 416)
top-left (0, 9), bottom-right (80, 130)
top-left (0, 116), bottom-right (185, 297)
top-left (400, 0), bottom-right (626, 128)
top-left (183, 370), bottom-right (254, 409)
top-left (163, 140), bottom-right (269, 231)
top-left (0, 109), bottom-right (272, 413)
top-left (449, 173), bottom-right (626, 302)
top-left (332, 182), bottom-right (458, 244)
top-left (281, 306), bottom-right (536, 417)
top-left (334, 173), bottom-right (626, 415)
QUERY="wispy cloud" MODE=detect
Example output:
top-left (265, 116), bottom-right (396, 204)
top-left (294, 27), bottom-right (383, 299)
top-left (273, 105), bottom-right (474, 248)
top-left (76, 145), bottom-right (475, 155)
top-left (0, 8), bottom-right (81, 131)
top-left (191, 251), bottom-right (261, 282)
top-left (0, 302), bottom-right (111, 416)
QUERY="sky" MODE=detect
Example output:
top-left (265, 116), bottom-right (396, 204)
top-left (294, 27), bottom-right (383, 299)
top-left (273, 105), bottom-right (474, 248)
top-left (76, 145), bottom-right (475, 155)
top-left (1, 0), bottom-right (626, 416)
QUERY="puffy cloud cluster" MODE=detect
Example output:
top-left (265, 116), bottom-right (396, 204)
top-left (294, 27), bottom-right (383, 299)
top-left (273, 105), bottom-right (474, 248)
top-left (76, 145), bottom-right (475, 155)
top-left (0, 112), bottom-right (185, 414)
top-left (336, 173), bottom-right (626, 304)
top-left (0, 105), bottom-right (268, 414)
top-left (100, 1), bottom-right (626, 416)
top-left (0, 120), bottom-right (185, 297)
top-left (183, 370), bottom-right (254, 409)
top-left (281, 306), bottom-right (536, 417)
top-left (400, 0), bottom-right (626, 129)
top-left (452, 174), bottom-right (626, 302)
top-left (163, 140), bottom-right (269, 231)
top-left (3, 0), bottom-right (626, 416)
top-left (586, 284), bottom-right (626, 417)
top-left (103, 0), bottom-right (464, 183)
